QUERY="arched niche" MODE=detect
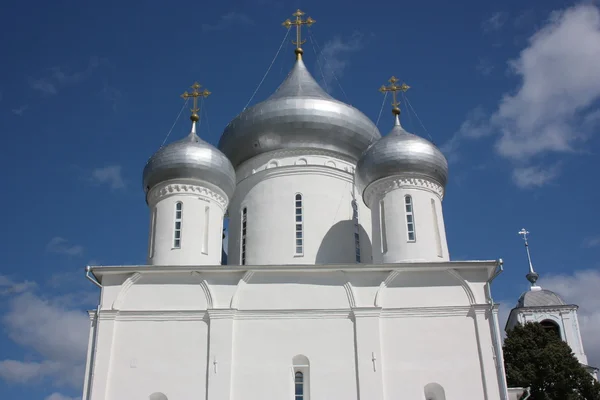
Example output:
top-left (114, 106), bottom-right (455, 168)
top-left (149, 392), bottom-right (168, 400)
top-left (424, 382), bottom-right (446, 400)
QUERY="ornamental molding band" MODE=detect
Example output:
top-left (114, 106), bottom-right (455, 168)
top-left (147, 181), bottom-right (228, 209)
top-left (236, 148), bottom-right (356, 182)
top-left (364, 175), bottom-right (445, 205)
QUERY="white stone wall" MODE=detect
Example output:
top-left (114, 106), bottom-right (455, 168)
top-left (84, 262), bottom-right (505, 400)
top-left (365, 176), bottom-right (449, 263)
top-left (227, 150), bottom-right (373, 265)
top-left (146, 180), bottom-right (228, 266)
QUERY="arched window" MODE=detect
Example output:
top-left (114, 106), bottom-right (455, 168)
top-left (424, 382), bottom-right (446, 400)
top-left (295, 371), bottom-right (304, 400)
top-left (540, 319), bottom-right (561, 338)
top-left (295, 194), bottom-right (303, 256)
top-left (202, 205), bottom-right (210, 255)
top-left (352, 199), bottom-right (360, 262)
top-left (431, 198), bottom-right (442, 257)
top-left (405, 195), bottom-right (416, 242)
top-left (293, 355), bottom-right (309, 400)
top-left (241, 207), bottom-right (247, 265)
top-left (173, 202), bottom-right (183, 248)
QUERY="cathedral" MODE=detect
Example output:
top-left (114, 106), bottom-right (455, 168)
top-left (80, 10), bottom-right (593, 400)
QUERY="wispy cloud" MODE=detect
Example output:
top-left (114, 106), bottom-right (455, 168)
top-left (582, 236), bottom-right (600, 248)
top-left (444, 4), bottom-right (600, 188)
top-left (0, 288), bottom-right (90, 389)
top-left (11, 105), bottom-right (28, 116)
top-left (475, 58), bottom-right (494, 76)
top-left (45, 393), bottom-right (81, 400)
top-left (46, 237), bottom-right (84, 257)
top-left (317, 32), bottom-right (364, 93)
top-left (202, 12), bottom-right (253, 31)
top-left (511, 164), bottom-right (561, 189)
top-left (101, 82), bottom-right (122, 111)
top-left (91, 165), bottom-right (125, 190)
top-left (0, 275), bottom-right (37, 295)
top-left (482, 11), bottom-right (509, 33)
top-left (29, 57), bottom-right (102, 96)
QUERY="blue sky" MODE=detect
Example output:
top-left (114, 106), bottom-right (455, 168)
top-left (1, 0), bottom-right (600, 398)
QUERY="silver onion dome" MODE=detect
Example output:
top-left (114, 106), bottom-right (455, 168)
top-left (218, 58), bottom-right (381, 168)
top-left (355, 115), bottom-right (448, 195)
top-left (143, 123), bottom-right (236, 199)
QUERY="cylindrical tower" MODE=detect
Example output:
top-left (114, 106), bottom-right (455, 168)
top-left (218, 27), bottom-right (380, 266)
top-left (142, 83), bottom-right (236, 265)
top-left (356, 78), bottom-right (449, 263)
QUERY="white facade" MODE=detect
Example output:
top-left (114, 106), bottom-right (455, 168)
top-left (84, 261), bottom-right (507, 400)
top-left (146, 180), bottom-right (228, 266)
top-left (227, 149), bottom-right (372, 265)
top-left (364, 176), bottom-right (449, 263)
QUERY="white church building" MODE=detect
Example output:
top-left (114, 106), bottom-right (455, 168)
top-left (80, 10), bottom-right (592, 400)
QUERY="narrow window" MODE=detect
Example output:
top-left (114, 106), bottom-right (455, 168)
top-left (241, 207), bottom-right (247, 265)
top-left (405, 195), bottom-right (416, 242)
top-left (380, 200), bottom-right (388, 253)
top-left (202, 205), bottom-right (210, 255)
top-left (149, 207), bottom-right (157, 258)
top-left (173, 202), bottom-right (183, 248)
top-left (295, 194), bottom-right (303, 256)
top-left (295, 371), bottom-right (304, 400)
top-left (352, 200), bottom-right (360, 263)
top-left (431, 199), bottom-right (442, 257)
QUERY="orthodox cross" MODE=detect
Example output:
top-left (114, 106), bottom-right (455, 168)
top-left (371, 352), bottom-right (377, 372)
top-left (518, 228), bottom-right (539, 286)
top-left (379, 76), bottom-right (410, 116)
top-left (181, 82), bottom-right (211, 122)
top-left (282, 9), bottom-right (316, 58)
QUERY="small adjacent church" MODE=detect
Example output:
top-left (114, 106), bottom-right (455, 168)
top-left (80, 10), bottom-right (594, 400)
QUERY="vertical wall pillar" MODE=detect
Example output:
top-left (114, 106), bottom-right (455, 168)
top-left (352, 308), bottom-right (384, 400)
top-left (207, 310), bottom-right (235, 400)
top-left (89, 313), bottom-right (117, 400)
top-left (472, 306), bottom-right (503, 400)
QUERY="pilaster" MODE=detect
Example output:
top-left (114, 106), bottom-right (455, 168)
top-left (351, 308), bottom-right (384, 400)
top-left (207, 309), bottom-right (236, 400)
top-left (89, 312), bottom-right (116, 400)
top-left (471, 306), bottom-right (502, 400)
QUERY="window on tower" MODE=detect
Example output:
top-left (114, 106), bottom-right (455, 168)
top-left (540, 319), bottom-right (561, 338)
top-left (352, 199), bottom-right (360, 263)
top-left (405, 195), bottom-right (416, 242)
top-left (295, 371), bottom-right (304, 400)
top-left (295, 194), bottom-right (303, 256)
top-left (241, 207), bottom-right (247, 265)
top-left (173, 202), bottom-right (183, 248)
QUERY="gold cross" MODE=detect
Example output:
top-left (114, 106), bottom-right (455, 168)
top-left (181, 82), bottom-right (211, 122)
top-left (282, 9), bottom-right (316, 59)
top-left (379, 76), bottom-right (410, 116)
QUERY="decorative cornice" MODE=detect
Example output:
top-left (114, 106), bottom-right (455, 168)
top-left (237, 149), bottom-right (356, 184)
top-left (364, 175), bottom-right (445, 206)
top-left (147, 182), bottom-right (228, 209)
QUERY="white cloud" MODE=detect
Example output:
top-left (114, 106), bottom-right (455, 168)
top-left (11, 104), bottom-right (28, 116)
top-left (446, 4), bottom-right (600, 188)
top-left (0, 274), bottom-right (37, 295)
top-left (317, 32), bottom-right (364, 93)
top-left (482, 12), bottom-right (509, 33)
top-left (511, 164), bottom-right (561, 188)
top-left (202, 12), bottom-right (253, 31)
top-left (46, 237), bottom-right (84, 256)
top-left (29, 57), bottom-right (102, 96)
top-left (0, 291), bottom-right (90, 388)
top-left (91, 165), bottom-right (125, 190)
top-left (541, 269), bottom-right (600, 368)
top-left (582, 236), bottom-right (600, 248)
top-left (45, 393), bottom-right (81, 400)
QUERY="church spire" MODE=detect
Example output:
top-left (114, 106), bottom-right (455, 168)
top-left (282, 9), bottom-right (316, 60)
top-left (181, 82), bottom-right (211, 132)
top-left (379, 76), bottom-right (410, 125)
top-left (518, 228), bottom-right (541, 290)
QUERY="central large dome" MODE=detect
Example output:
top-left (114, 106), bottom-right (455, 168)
top-left (218, 58), bottom-right (381, 168)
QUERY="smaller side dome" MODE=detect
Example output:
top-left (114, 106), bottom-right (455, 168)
top-left (517, 289), bottom-right (566, 308)
top-left (142, 126), bottom-right (236, 200)
top-left (355, 116), bottom-right (448, 196)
